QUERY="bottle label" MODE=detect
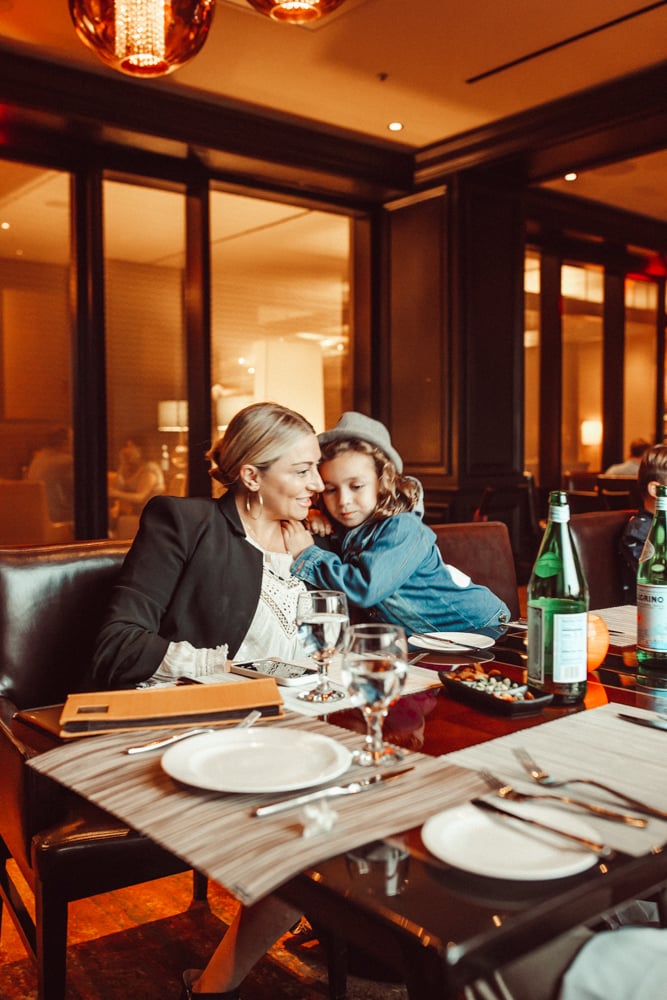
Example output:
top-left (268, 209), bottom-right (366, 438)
top-left (549, 506), bottom-right (569, 524)
top-left (528, 607), bottom-right (587, 683)
top-left (637, 584), bottom-right (667, 651)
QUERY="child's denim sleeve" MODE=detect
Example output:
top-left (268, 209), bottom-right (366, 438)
top-left (291, 515), bottom-right (425, 607)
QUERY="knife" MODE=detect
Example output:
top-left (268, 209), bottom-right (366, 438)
top-left (471, 798), bottom-right (614, 857)
top-left (411, 634), bottom-right (492, 656)
top-left (253, 766), bottom-right (414, 817)
top-left (617, 713), bottom-right (667, 733)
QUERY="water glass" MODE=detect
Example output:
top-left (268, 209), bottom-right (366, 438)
top-left (342, 623), bottom-right (408, 765)
top-left (296, 590), bottom-right (349, 702)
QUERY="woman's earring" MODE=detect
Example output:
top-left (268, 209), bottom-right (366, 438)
top-left (246, 489), bottom-right (264, 519)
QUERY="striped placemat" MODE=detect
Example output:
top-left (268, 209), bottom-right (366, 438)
top-left (445, 703), bottom-right (667, 857)
top-left (29, 712), bottom-right (483, 904)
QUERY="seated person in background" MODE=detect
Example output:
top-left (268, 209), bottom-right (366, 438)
top-left (26, 425), bottom-right (74, 522)
top-left (619, 443), bottom-right (667, 602)
top-left (283, 411), bottom-right (510, 634)
top-left (108, 435), bottom-right (166, 518)
top-left (605, 437), bottom-right (651, 476)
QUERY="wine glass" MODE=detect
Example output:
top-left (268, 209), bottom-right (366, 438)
top-left (296, 590), bottom-right (349, 703)
top-left (341, 623), bottom-right (408, 766)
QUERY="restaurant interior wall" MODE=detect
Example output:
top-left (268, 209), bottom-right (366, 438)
top-left (2, 53), bottom-right (667, 546)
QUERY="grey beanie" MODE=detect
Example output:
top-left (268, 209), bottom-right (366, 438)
top-left (318, 412), bottom-right (403, 473)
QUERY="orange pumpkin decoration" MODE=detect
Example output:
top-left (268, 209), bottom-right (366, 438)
top-left (587, 613), bottom-right (610, 671)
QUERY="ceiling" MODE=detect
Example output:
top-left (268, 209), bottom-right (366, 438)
top-left (1, 1), bottom-right (667, 218)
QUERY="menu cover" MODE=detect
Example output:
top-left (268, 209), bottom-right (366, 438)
top-left (57, 678), bottom-right (283, 737)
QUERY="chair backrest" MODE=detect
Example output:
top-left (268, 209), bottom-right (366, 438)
top-left (430, 520), bottom-right (520, 619)
top-left (568, 509), bottom-right (631, 610)
top-left (0, 478), bottom-right (73, 545)
top-left (596, 475), bottom-right (641, 511)
top-left (0, 539), bottom-right (130, 708)
top-left (472, 477), bottom-right (541, 583)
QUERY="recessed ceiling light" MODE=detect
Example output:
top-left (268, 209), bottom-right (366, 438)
top-left (387, 121), bottom-right (404, 132)
top-left (1, 221), bottom-right (10, 230)
top-left (564, 172), bottom-right (577, 182)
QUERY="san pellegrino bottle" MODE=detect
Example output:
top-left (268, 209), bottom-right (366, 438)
top-left (527, 490), bottom-right (589, 704)
top-left (636, 484), bottom-right (667, 679)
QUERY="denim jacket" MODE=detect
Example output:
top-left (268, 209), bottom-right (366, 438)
top-left (291, 511), bottom-right (510, 634)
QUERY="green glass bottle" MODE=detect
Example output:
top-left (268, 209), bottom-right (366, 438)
top-left (636, 484), bottom-right (667, 683)
top-left (527, 490), bottom-right (589, 704)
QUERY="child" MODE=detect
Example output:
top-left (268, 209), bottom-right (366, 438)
top-left (620, 443), bottom-right (667, 603)
top-left (282, 411), bottom-right (510, 635)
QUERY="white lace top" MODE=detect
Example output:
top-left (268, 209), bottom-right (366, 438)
top-left (154, 536), bottom-right (308, 681)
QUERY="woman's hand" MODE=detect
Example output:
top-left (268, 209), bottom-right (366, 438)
top-left (281, 518), bottom-right (316, 558)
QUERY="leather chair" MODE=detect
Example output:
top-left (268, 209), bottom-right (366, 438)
top-left (0, 479), bottom-right (74, 546)
top-left (431, 520), bottom-right (521, 620)
top-left (0, 540), bottom-right (206, 1000)
top-left (569, 509), bottom-right (631, 609)
top-left (596, 474), bottom-right (641, 511)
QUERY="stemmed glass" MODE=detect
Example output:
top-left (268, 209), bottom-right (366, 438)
top-left (296, 590), bottom-right (349, 703)
top-left (341, 623), bottom-right (408, 766)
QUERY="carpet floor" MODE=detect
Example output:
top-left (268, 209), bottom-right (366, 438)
top-left (0, 865), bottom-right (409, 999)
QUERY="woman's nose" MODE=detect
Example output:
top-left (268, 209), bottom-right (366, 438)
top-left (309, 470), bottom-right (325, 492)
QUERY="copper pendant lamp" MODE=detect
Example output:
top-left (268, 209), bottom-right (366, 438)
top-left (245, 0), bottom-right (347, 24)
top-left (69, 0), bottom-right (216, 78)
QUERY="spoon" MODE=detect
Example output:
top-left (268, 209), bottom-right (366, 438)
top-left (125, 709), bottom-right (261, 754)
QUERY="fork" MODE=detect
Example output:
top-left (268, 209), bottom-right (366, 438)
top-left (513, 747), bottom-right (667, 820)
top-left (479, 770), bottom-right (647, 827)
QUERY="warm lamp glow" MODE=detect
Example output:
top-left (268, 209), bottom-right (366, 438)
top-left (245, 0), bottom-right (347, 23)
top-left (580, 419), bottom-right (603, 447)
top-left (158, 399), bottom-right (189, 431)
top-left (69, 0), bottom-right (216, 78)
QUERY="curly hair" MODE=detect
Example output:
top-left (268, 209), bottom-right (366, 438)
top-left (319, 438), bottom-right (420, 520)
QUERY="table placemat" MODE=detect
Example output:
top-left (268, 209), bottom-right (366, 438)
top-left (29, 712), bottom-right (483, 905)
top-left (445, 703), bottom-right (667, 857)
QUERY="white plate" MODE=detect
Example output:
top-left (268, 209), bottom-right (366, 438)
top-left (161, 728), bottom-right (352, 794)
top-left (409, 631), bottom-right (495, 652)
top-left (421, 802), bottom-right (599, 880)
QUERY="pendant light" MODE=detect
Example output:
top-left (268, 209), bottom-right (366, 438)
top-left (245, 0), bottom-right (347, 24)
top-left (69, 0), bottom-right (216, 78)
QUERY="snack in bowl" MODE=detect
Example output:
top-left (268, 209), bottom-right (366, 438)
top-left (439, 662), bottom-right (553, 716)
top-left (447, 663), bottom-right (533, 702)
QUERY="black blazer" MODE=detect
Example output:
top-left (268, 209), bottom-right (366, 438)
top-left (91, 491), bottom-right (263, 688)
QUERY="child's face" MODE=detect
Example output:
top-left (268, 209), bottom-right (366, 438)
top-left (320, 450), bottom-right (379, 529)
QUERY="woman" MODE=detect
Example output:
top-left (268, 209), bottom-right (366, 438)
top-left (92, 402), bottom-right (324, 998)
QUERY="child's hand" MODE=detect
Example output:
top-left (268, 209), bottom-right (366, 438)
top-left (306, 509), bottom-right (333, 537)
top-left (281, 519), bottom-right (316, 558)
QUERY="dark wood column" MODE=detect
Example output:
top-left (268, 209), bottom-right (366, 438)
top-left (448, 173), bottom-right (526, 515)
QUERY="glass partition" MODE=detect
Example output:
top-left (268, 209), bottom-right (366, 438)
top-left (0, 164), bottom-right (74, 545)
top-left (103, 180), bottom-right (187, 539)
top-left (561, 262), bottom-right (604, 475)
top-left (624, 275), bottom-right (657, 449)
top-left (209, 191), bottom-right (352, 440)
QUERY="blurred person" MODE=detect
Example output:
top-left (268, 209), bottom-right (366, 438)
top-left (108, 435), bottom-right (166, 518)
top-left (26, 425), bottom-right (74, 522)
top-left (619, 443), bottom-right (667, 602)
top-left (605, 438), bottom-right (651, 476)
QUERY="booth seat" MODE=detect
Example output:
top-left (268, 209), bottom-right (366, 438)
top-left (0, 479), bottom-right (73, 546)
top-left (0, 540), bottom-right (206, 1000)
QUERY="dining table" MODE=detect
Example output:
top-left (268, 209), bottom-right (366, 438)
top-left (22, 626), bottom-right (667, 1000)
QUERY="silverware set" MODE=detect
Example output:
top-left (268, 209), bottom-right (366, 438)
top-left (478, 769), bottom-right (647, 827)
top-left (472, 744), bottom-right (667, 856)
top-left (513, 746), bottom-right (667, 821)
